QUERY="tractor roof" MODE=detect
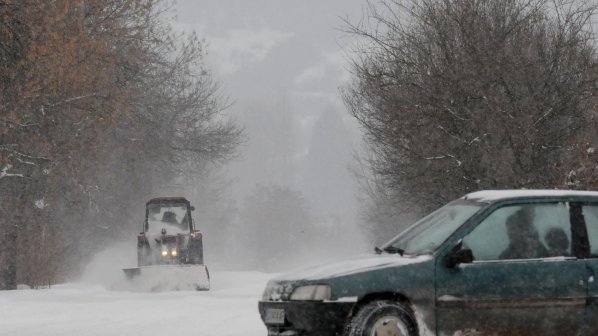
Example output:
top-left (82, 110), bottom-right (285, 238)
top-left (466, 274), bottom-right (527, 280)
top-left (146, 197), bottom-right (190, 205)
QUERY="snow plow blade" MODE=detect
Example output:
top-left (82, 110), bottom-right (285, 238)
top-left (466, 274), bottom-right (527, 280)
top-left (122, 265), bottom-right (210, 291)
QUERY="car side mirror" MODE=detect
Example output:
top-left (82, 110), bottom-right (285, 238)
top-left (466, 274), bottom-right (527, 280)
top-left (445, 246), bottom-right (474, 268)
top-left (190, 206), bottom-right (195, 211)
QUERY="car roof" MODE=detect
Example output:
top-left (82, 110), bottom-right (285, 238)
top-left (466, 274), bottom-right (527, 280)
top-left (462, 189), bottom-right (598, 202)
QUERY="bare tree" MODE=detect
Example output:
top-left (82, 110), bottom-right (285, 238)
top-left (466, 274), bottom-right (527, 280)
top-left (344, 0), bottom-right (598, 223)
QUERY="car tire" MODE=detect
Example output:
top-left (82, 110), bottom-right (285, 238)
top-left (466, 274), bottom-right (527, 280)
top-left (345, 300), bottom-right (418, 336)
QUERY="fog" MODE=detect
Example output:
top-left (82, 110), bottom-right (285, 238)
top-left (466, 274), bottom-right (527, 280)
top-left (155, 0), bottom-right (373, 272)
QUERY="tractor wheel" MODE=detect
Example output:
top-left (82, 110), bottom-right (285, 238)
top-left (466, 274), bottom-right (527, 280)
top-left (137, 246), bottom-right (151, 266)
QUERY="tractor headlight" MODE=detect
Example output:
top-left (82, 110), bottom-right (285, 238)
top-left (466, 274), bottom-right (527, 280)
top-left (161, 250), bottom-right (168, 257)
top-left (171, 250), bottom-right (178, 257)
top-left (290, 285), bottom-right (331, 301)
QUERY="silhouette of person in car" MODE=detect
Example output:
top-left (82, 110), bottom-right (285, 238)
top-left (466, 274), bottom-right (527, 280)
top-left (544, 227), bottom-right (570, 257)
top-left (500, 209), bottom-right (548, 260)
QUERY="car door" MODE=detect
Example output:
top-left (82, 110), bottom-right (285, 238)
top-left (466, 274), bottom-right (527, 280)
top-left (436, 201), bottom-right (587, 336)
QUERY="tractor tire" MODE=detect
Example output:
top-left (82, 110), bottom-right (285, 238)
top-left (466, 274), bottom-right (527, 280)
top-left (137, 246), bottom-right (151, 267)
top-left (345, 300), bottom-right (418, 336)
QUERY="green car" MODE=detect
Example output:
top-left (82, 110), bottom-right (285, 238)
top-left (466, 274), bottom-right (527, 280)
top-left (258, 190), bottom-right (598, 336)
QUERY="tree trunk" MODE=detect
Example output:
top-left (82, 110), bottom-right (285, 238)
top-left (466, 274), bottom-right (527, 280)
top-left (3, 223), bottom-right (18, 290)
top-left (0, 187), bottom-right (19, 290)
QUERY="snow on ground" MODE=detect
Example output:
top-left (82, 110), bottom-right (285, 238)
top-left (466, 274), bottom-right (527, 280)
top-left (0, 244), bottom-right (276, 336)
top-left (0, 270), bottom-right (273, 336)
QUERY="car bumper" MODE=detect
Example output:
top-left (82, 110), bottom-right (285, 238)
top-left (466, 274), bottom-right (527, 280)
top-left (258, 300), bottom-right (355, 336)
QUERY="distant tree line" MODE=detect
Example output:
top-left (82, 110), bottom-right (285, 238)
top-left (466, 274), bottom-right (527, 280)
top-left (344, 0), bottom-right (598, 243)
top-left (0, 0), bottom-right (241, 289)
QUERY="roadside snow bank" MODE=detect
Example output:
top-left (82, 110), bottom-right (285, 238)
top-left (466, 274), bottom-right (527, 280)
top-left (0, 270), bottom-right (274, 336)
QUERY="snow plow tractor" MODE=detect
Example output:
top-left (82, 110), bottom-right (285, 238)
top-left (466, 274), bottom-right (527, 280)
top-left (122, 197), bottom-right (210, 291)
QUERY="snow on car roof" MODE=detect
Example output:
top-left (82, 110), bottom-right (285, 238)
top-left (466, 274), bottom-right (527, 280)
top-left (463, 189), bottom-right (598, 202)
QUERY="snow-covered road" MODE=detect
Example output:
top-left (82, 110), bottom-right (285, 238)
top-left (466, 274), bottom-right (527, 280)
top-left (0, 270), bottom-right (272, 336)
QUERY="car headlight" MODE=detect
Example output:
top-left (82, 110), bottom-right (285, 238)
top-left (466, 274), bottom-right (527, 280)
top-left (171, 250), bottom-right (178, 257)
top-left (161, 250), bottom-right (168, 257)
top-left (262, 281), bottom-right (297, 301)
top-left (290, 285), bottom-right (331, 301)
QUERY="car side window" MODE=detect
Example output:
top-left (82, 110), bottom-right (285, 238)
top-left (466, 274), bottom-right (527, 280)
top-left (581, 204), bottom-right (598, 256)
top-left (462, 203), bottom-right (571, 261)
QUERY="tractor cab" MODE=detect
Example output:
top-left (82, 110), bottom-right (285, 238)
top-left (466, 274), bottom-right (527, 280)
top-left (145, 197), bottom-right (194, 236)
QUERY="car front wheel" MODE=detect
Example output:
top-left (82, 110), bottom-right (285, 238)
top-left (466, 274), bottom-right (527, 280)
top-left (345, 300), bottom-right (418, 336)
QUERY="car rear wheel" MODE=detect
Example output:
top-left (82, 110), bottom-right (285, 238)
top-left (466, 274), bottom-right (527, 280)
top-left (345, 300), bottom-right (418, 336)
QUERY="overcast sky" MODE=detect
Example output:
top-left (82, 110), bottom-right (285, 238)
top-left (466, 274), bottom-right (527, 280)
top-left (173, 0), bottom-right (365, 118)
top-left (172, 1), bottom-right (368, 230)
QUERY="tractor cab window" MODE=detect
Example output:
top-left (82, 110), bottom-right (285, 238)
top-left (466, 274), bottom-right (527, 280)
top-left (147, 203), bottom-right (190, 235)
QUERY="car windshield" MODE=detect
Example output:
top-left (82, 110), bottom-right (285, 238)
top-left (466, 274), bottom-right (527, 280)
top-left (146, 203), bottom-right (190, 235)
top-left (382, 201), bottom-right (483, 255)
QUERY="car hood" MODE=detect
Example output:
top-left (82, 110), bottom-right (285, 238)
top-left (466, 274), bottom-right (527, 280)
top-left (272, 253), bottom-right (432, 282)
